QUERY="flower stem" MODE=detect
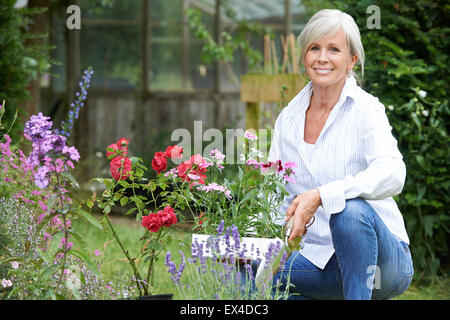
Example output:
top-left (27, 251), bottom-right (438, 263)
top-left (104, 214), bottom-right (146, 296)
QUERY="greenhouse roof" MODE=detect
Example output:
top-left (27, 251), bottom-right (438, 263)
top-left (191, 0), bottom-right (305, 21)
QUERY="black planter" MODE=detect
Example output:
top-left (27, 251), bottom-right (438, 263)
top-left (138, 294), bottom-right (173, 300)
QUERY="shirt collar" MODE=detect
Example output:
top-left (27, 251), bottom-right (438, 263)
top-left (288, 75), bottom-right (358, 116)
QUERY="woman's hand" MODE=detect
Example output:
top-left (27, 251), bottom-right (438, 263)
top-left (285, 189), bottom-right (322, 241)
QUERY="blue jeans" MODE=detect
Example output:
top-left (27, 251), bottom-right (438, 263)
top-left (270, 198), bottom-right (414, 300)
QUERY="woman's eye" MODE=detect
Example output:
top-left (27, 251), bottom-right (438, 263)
top-left (310, 46), bottom-right (319, 50)
top-left (330, 47), bottom-right (339, 52)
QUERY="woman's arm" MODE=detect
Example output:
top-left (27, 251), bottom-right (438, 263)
top-left (317, 101), bottom-right (406, 215)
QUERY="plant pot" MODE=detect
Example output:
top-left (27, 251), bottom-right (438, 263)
top-left (192, 234), bottom-right (286, 288)
top-left (138, 294), bottom-right (174, 300)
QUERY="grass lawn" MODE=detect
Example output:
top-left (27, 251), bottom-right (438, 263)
top-left (72, 215), bottom-right (449, 300)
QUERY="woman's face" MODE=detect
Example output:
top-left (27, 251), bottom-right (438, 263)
top-left (303, 28), bottom-right (357, 89)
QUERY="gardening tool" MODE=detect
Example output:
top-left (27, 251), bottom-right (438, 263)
top-left (254, 215), bottom-right (315, 289)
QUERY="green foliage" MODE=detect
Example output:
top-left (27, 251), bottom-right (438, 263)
top-left (302, 0), bottom-right (449, 280)
top-left (0, 0), bottom-right (53, 142)
top-left (185, 1), bottom-right (272, 73)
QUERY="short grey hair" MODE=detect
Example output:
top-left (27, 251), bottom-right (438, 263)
top-left (297, 9), bottom-right (365, 79)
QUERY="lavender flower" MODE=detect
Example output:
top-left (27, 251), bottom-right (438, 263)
top-left (216, 220), bottom-right (225, 236)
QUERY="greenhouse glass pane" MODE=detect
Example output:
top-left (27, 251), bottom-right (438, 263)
top-left (80, 0), bottom-right (142, 21)
top-left (149, 25), bottom-right (183, 90)
top-left (81, 25), bottom-right (141, 88)
top-left (150, 0), bottom-right (182, 22)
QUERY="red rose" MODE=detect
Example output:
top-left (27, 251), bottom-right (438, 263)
top-left (151, 151), bottom-right (167, 174)
top-left (176, 154), bottom-right (207, 185)
top-left (164, 145), bottom-right (183, 159)
top-left (117, 138), bottom-right (129, 148)
top-left (106, 138), bottom-right (128, 158)
top-left (159, 206), bottom-right (177, 227)
top-left (106, 143), bottom-right (120, 158)
top-left (110, 156), bottom-right (132, 181)
top-left (176, 161), bottom-right (191, 181)
top-left (142, 213), bottom-right (162, 232)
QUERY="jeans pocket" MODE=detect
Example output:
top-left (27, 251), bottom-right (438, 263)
top-left (384, 273), bottom-right (413, 300)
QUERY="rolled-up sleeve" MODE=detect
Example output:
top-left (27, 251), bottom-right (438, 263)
top-left (318, 101), bottom-right (406, 215)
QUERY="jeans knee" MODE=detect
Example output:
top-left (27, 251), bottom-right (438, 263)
top-left (329, 198), bottom-right (374, 232)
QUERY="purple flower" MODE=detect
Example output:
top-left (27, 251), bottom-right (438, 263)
top-left (50, 134), bottom-right (67, 152)
top-left (216, 220), bottom-right (225, 236)
top-left (34, 166), bottom-right (50, 189)
top-left (24, 112), bottom-right (53, 141)
top-left (231, 225), bottom-right (240, 252)
top-left (62, 146), bottom-right (80, 162)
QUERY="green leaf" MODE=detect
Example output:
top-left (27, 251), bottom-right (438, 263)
top-left (120, 196), bottom-right (129, 206)
top-left (35, 212), bottom-right (59, 235)
top-left (417, 185), bottom-right (427, 201)
top-left (415, 155), bottom-right (426, 170)
top-left (125, 207), bottom-right (138, 216)
top-left (72, 208), bottom-right (103, 230)
top-left (135, 167), bottom-right (144, 178)
top-left (86, 200), bottom-right (94, 209)
top-left (423, 215), bottom-right (435, 238)
top-left (60, 171), bottom-right (79, 188)
top-left (70, 249), bottom-right (102, 278)
top-left (0, 256), bottom-right (22, 266)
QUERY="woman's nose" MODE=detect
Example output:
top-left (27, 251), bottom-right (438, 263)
top-left (318, 49), bottom-right (329, 63)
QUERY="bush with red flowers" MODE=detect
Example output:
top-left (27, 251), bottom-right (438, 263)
top-left (88, 131), bottom-right (296, 297)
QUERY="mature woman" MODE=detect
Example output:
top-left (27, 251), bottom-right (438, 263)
top-left (268, 9), bottom-right (413, 300)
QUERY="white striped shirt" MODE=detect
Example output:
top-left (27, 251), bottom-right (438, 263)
top-left (268, 75), bottom-right (410, 269)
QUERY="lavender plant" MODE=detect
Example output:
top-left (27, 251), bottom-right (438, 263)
top-left (164, 221), bottom-right (292, 300)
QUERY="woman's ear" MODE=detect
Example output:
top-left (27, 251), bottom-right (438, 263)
top-left (348, 54), bottom-right (358, 72)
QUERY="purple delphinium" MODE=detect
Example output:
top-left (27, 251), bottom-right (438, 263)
top-left (58, 67), bottom-right (94, 138)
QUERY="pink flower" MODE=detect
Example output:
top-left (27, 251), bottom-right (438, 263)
top-left (94, 249), bottom-right (102, 256)
top-left (284, 161), bottom-right (297, 169)
top-left (1, 279), bottom-right (13, 288)
top-left (59, 237), bottom-right (73, 250)
top-left (244, 130), bottom-right (258, 141)
top-left (11, 261), bottom-right (19, 269)
top-left (283, 175), bottom-right (295, 183)
top-left (38, 200), bottom-right (48, 212)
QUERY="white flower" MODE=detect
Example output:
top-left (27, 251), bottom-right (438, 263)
top-left (422, 110), bottom-right (429, 117)
top-left (387, 105), bottom-right (394, 111)
top-left (419, 90), bottom-right (427, 98)
top-left (11, 261), bottom-right (19, 269)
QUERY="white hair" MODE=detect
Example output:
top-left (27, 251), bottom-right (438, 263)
top-left (297, 9), bottom-right (365, 79)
